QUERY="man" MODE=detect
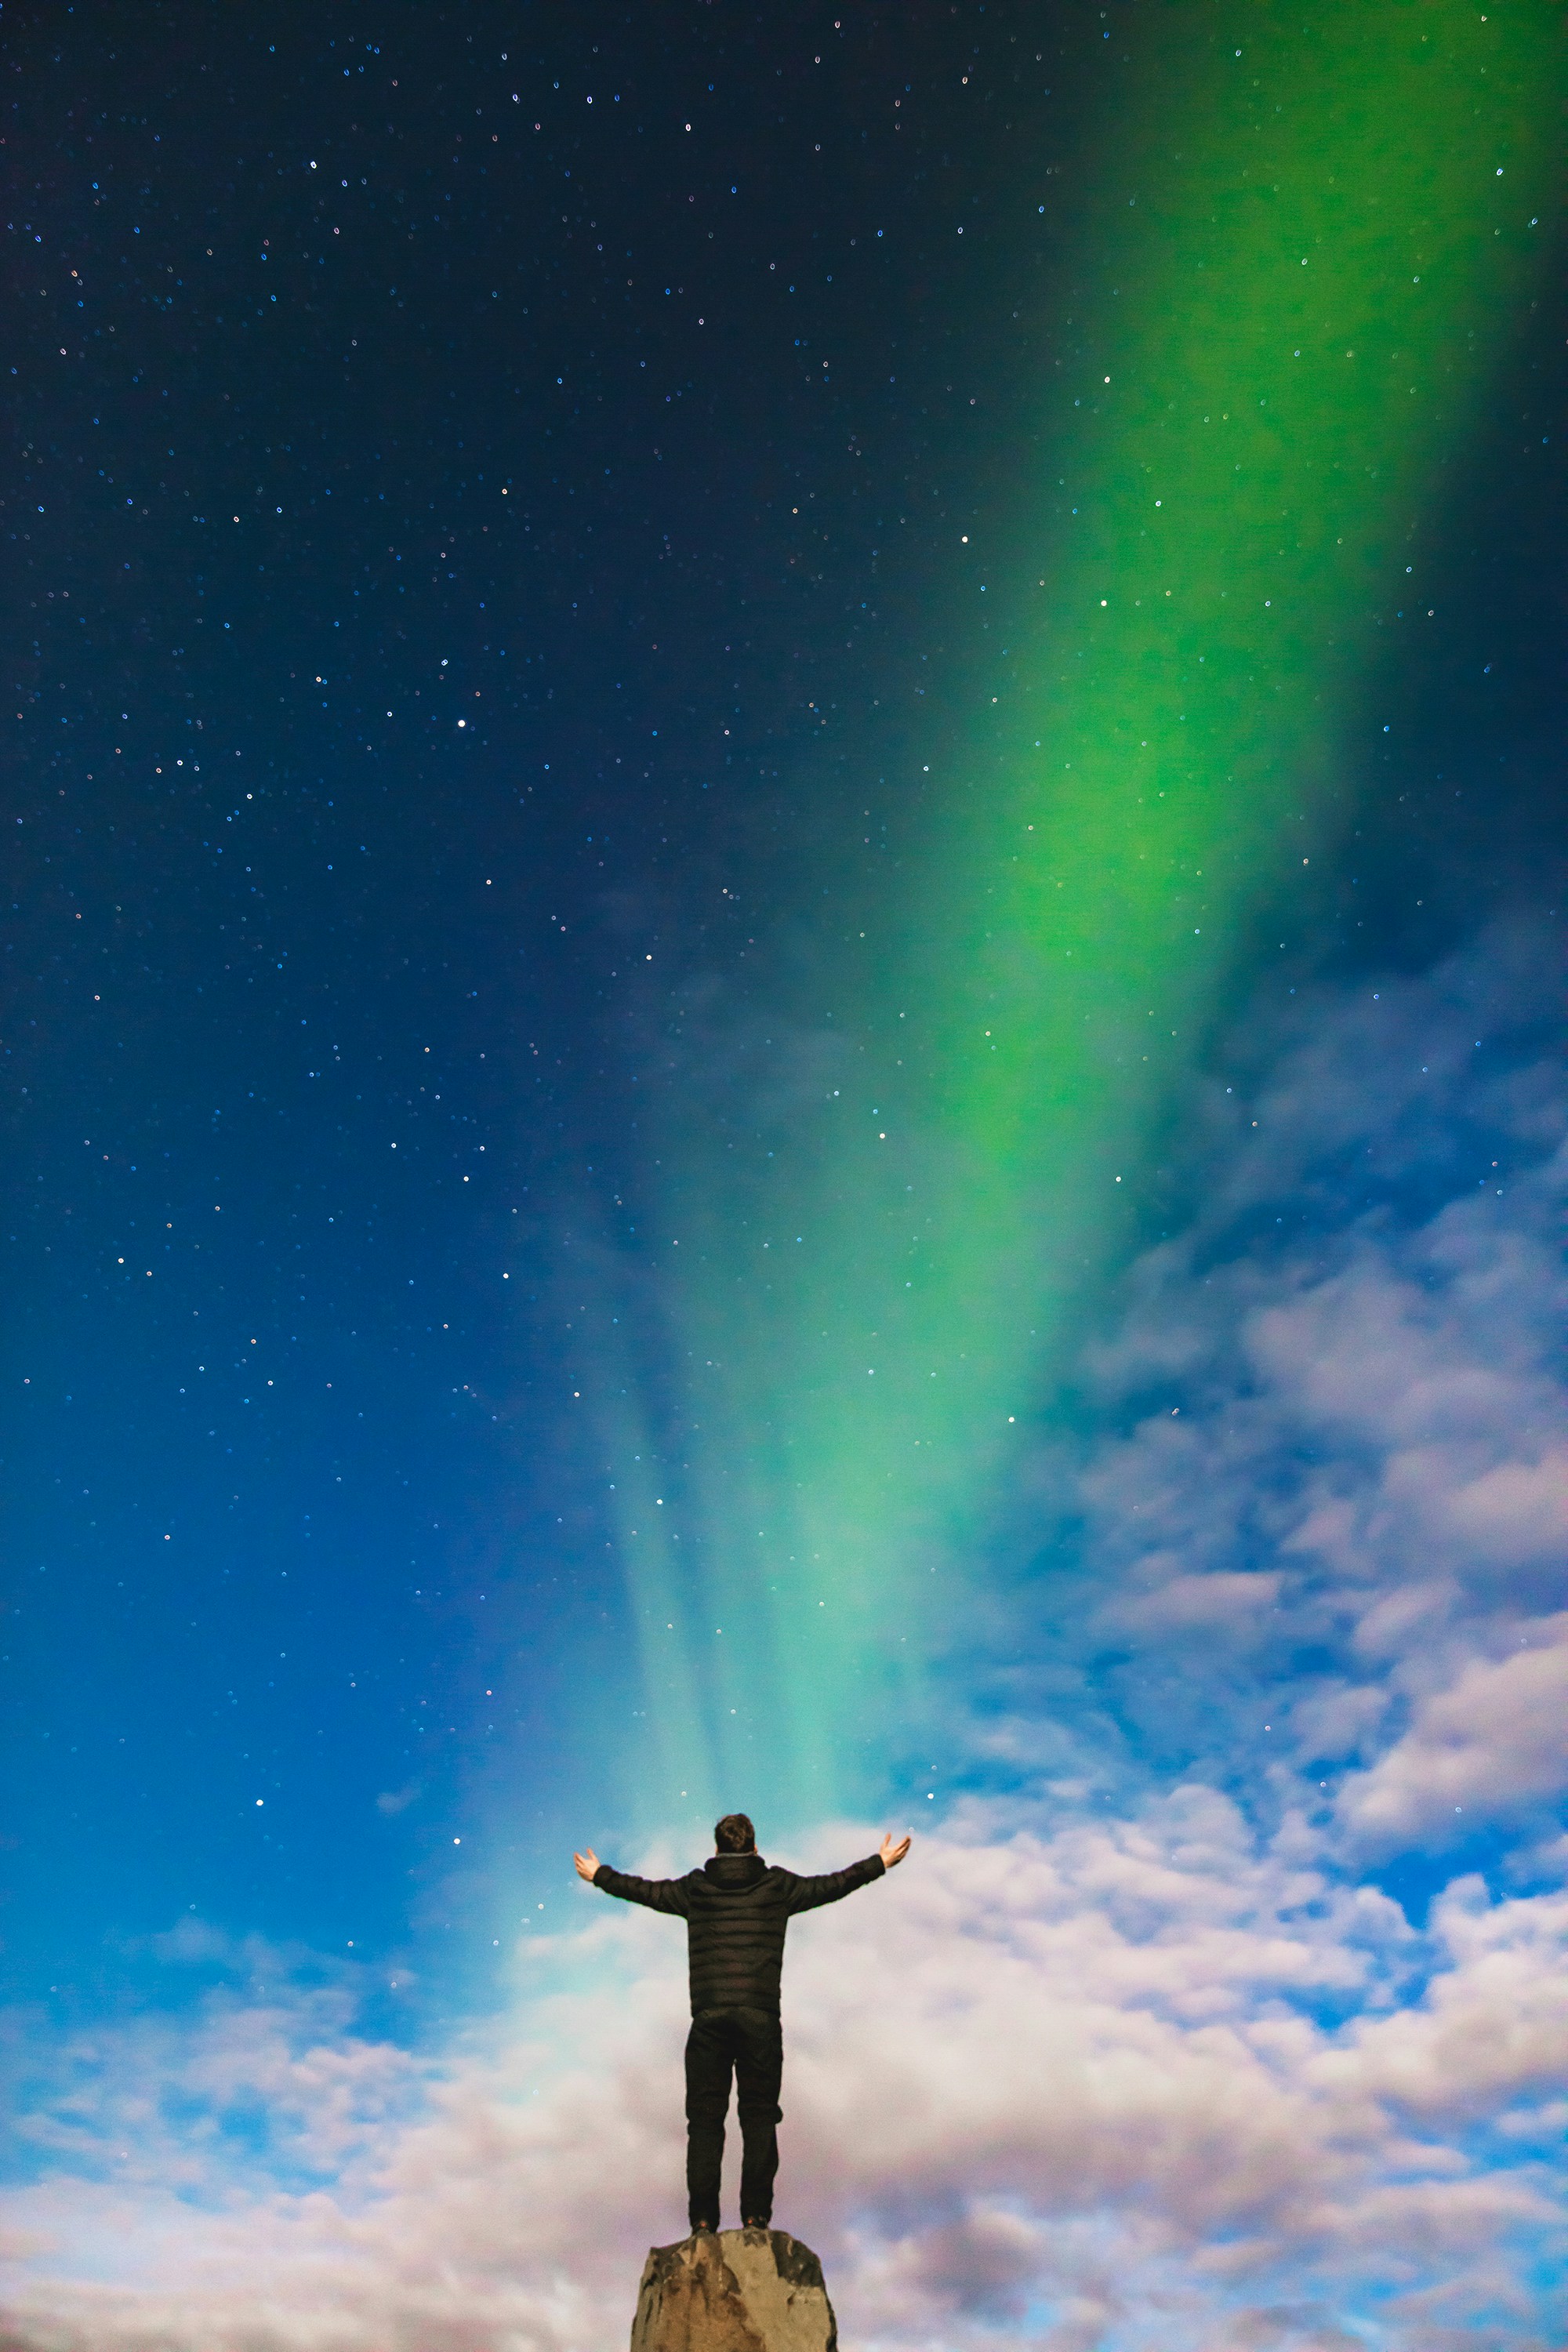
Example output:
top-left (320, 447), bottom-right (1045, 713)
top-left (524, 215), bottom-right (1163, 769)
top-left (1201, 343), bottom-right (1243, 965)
top-left (574, 1813), bottom-right (909, 2234)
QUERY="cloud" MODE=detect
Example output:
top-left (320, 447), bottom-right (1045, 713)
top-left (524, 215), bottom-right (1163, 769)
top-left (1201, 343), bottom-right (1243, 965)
top-left (2, 1815), bottom-right (1566, 2352)
top-left (1101, 1569), bottom-right (1283, 1638)
top-left (1034, 922), bottom-right (1568, 1853)
top-left (1338, 1620), bottom-right (1568, 1846)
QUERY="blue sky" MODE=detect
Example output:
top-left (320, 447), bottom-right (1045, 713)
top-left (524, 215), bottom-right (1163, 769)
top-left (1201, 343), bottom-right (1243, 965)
top-left (6, 916), bottom-right (1565, 2349)
top-left (3, 5), bottom-right (1563, 2345)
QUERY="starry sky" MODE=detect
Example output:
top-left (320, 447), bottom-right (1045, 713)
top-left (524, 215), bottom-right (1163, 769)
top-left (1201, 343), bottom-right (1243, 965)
top-left (3, 6), bottom-right (1565, 2348)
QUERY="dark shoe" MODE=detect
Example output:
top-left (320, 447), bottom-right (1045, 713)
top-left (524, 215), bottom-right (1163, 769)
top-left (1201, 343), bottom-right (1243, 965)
top-left (742, 2217), bottom-right (771, 2230)
top-left (691, 2220), bottom-right (718, 2235)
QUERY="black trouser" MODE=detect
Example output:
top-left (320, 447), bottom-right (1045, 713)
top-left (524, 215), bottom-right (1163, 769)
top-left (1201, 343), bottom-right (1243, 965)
top-left (684, 2005), bottom-right (783, 2229)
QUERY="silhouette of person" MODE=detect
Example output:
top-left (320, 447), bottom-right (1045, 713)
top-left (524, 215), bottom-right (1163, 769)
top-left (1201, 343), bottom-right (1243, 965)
top-left (575, 1813), bottom-right (909, 2232)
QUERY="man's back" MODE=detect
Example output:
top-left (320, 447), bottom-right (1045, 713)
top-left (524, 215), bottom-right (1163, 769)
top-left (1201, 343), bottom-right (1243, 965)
top-left (575, 1819), bottom-right (907, 2231)
top-left (593, 1849), bottom-right (885, 2014)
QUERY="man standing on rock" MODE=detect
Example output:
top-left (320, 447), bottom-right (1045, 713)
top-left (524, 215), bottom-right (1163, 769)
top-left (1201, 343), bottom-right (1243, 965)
top-left (575, 1813), bottom-right (909, 2234)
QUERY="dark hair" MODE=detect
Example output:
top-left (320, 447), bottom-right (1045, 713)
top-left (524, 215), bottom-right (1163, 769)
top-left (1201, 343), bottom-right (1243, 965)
top-left (714, 1813), bottom-right (756, 1853)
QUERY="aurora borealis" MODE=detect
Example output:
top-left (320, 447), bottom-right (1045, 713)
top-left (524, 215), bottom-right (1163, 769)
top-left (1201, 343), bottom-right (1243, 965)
top-left (602, 5), bottom-right (1558, 1809)
top-left (3, 5), bottom-right (1564, 2347)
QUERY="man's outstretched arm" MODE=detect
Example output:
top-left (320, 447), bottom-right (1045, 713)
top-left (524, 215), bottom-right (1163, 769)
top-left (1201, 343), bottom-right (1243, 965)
top-left (786, 1831), bottom-right (911, 1915)
top-left (572, 1847), bottom-right (692, 1915)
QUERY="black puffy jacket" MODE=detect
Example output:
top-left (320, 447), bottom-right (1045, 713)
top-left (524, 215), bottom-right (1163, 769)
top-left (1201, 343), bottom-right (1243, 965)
top-left (593, 1849), bottom-right (884, 2015)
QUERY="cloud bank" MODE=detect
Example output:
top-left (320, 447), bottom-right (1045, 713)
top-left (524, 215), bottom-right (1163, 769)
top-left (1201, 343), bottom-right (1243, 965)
top-left (4, 1813), bottom-right (1565, 2352)
top-left (4, 923), bottom-right (1564, 2351)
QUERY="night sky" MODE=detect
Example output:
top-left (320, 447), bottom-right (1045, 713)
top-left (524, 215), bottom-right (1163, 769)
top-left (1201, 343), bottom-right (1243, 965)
top-left (3, 7), bottom-right (1565, 2347)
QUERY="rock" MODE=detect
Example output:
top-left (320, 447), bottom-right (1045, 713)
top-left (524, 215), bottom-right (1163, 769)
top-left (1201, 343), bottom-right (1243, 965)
top-left (630, 2227), bottom-right (837, 2352)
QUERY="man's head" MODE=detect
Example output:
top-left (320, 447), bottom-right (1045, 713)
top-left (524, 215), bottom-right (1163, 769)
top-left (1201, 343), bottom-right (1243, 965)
top-left (713, 1813), bottom-right (757, 1854)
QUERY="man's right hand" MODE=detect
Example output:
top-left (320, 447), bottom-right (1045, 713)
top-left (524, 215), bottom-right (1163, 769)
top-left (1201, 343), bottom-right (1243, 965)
top-left (573, 1848), bottom-right (601, 1882)
top-left (880, 1833), bottom-right (912, 1870)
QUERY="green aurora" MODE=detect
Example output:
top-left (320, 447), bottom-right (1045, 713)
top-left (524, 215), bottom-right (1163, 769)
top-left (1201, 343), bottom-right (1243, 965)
top-left (588, 4), bottom-right (1559, 1819)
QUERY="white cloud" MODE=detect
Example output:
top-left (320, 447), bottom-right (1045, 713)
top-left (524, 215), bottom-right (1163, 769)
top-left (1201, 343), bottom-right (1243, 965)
top-left (1338, 1620), bottom-right (1568, 1846)
top-left (1046, 923), bottom-right (1568, 1859)
top-left (1101, 1568), bottom-right (1283, 1637)
top-left (375, 1782), bottom-right (422, 1817)
top-left (2, 1817), bottom-right (1566, 2352)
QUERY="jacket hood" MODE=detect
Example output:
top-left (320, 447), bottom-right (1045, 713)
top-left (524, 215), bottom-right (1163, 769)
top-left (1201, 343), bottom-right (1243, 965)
top-left (703, 1853), bottom-right (768, 1889)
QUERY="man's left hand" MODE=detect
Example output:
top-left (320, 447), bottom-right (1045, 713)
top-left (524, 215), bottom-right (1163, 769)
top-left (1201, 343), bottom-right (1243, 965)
top-left (573, 1848), bottom-right (601, 1882)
